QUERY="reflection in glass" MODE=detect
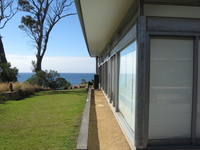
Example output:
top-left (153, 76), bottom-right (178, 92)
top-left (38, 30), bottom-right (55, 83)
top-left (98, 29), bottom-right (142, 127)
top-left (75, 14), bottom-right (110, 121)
top-left (119, 41), bottom-right (136, 131)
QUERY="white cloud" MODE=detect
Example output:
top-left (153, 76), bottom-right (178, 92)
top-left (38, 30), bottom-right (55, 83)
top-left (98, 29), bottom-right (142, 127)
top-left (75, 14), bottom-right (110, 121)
top-left (7, 55), bottom-right (96, 73)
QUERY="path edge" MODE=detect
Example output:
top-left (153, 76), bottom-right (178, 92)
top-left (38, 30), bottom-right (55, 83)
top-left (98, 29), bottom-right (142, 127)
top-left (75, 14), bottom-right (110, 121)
top-left (76, 88), bottom-right (92, 150)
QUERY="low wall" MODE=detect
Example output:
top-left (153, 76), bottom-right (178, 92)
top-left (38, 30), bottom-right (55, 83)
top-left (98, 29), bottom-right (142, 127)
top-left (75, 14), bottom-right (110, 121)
top-left (3, 91), bottom-right (20, 100)
top-left (76, 88), bottom-right (93, 150)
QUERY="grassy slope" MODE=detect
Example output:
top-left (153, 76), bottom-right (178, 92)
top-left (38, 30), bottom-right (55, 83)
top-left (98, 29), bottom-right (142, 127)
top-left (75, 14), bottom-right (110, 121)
top-left (0, 89), bottom-right (87, 150)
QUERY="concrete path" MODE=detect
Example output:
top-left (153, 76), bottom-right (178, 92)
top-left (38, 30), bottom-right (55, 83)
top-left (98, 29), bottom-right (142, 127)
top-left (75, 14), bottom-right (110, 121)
top-left (88, 90), bottom-right (130, 150)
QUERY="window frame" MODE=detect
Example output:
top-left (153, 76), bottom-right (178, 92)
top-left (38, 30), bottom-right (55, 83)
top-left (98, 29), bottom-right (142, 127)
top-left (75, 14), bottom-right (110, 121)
top-left (146, 35), bottom-right (199, 146)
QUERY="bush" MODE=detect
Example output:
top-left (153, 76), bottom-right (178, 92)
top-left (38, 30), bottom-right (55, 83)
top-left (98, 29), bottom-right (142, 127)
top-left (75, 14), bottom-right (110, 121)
top-left (26, 70), bottom-right (71, 90)
top-left (26, 71), bottom-right (47, 87)
top-left (88, 80), bottom-right (94, 86)
top-left (81, 79), bottom-right (87, 84)
top-left (56, 77), bottom-right (71, 90)
top-left (0, 83), bottom-right (8, 94)
top-left (0, 63), bottom-right (18, 82)
top-left (16, 82), bottom-right (45, 98)
top-left (0, 82), bottom-right (45, 101)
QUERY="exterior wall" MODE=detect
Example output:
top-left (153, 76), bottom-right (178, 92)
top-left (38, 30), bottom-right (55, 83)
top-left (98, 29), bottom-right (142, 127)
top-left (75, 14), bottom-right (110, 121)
top-left (97, 2), bottom-right (200, 150)
top-left (98, 23), bottom-right (137, 149)
top-left (137, 3), bottom-right (200, 149)
top-left (143, 16), bottom-right (200, 148)
top-left (95, 1), bottom-right (200, 150)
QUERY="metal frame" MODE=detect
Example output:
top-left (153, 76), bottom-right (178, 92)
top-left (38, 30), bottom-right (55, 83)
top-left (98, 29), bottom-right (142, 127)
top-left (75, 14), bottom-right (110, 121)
top-left (115, 52), bottom-right (120, 112)
top-left (136, 15), bottom-right (200, 149)
top-left (147, 35), bottom-right (197, 146)
top-left (143, 0), bottom-right (200, 6)
top-left (135, 16), bottom-right (149, 149)
top-left (192, 37), bottom-right (198, 146)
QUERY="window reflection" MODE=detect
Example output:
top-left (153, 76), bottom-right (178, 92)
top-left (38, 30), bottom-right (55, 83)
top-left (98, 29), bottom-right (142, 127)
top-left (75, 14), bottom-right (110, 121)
top-left (119, 41), bottom-right (136, 131)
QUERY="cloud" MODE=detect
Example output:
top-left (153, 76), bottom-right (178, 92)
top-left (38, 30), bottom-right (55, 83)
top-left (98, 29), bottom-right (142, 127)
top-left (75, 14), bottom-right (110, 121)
top-left (7, 55), bottom-right (96, 73)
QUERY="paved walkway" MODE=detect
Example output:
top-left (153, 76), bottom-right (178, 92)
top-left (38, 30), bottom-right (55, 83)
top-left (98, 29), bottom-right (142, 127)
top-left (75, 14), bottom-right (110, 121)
top-left (88, 90), bottom-right (130, 150)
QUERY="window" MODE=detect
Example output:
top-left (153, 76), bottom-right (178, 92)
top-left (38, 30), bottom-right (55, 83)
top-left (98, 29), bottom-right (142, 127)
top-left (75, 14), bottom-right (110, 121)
top-left (149, 38), bottom-right (193, 139)
top-left (119, 41), bottom-right (136, 131)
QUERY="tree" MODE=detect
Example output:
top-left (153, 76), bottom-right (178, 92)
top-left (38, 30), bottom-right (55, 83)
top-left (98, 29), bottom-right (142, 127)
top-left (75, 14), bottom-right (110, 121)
top-left (81, 79), bottom-right (87, 84)
top-left (0, 0), bottom-right (18, 29)
top-left (18, 0), bottom-right (76, 72)
top-left (45, 70), bottom-right (60, 89)
top-left (0, 63), bottom-right (18, 82)
top-left (0, 0), bottom-right (18, 63)
top-left (26, 70), bottom-right (47, 86)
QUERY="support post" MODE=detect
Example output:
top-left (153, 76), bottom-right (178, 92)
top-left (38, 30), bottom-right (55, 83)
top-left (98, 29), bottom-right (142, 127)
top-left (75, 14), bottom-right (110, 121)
top-left (94, 74), bottom-right (99, 89)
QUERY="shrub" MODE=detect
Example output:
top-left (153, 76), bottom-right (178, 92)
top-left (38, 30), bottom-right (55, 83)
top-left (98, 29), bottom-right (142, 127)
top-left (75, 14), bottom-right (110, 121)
top-left (19, 82), bottom-right (46, 98)
top-left (81, 79), bottom-right (87, 84)
top-left (0, 83), bottom-right (8, 94)
top-left (0, 82), bottom-right (45, 101)
top-left (0, 63), bottom-right (18, 82)
top-left (88, 81), bottom-right (93, 86)
top-left (56, 77), bottom-right (71, 90)
top-left (26, 70), bottom-right (71, 90)
top-left (0, 83), bottom-right (9, 102)
top-left (26, 71), bottom-right (47, 87)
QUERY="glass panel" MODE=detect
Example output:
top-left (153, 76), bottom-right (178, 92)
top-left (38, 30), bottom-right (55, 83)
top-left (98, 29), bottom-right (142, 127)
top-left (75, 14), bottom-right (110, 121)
top-left (111, 57), bottom-right (115, 102)
top-left (197, 41), bottom-right (200, 138)
top-left (144, 4), bottom-right (200, 18)
top-left (107, 60), bottom-right (111, 98)
top-left (119, 41), bottom-right (136, 131)
top-left (149, 39), bottom-right (193, 139)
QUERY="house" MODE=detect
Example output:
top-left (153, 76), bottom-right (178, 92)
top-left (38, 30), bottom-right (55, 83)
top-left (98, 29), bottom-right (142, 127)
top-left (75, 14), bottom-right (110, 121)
top-left (75, 0), bottom-right (200, 149)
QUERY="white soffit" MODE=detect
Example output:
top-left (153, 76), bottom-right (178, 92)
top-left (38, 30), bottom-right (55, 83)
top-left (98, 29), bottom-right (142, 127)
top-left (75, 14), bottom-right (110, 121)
top-left (80, 0), bottom-right (135, 57)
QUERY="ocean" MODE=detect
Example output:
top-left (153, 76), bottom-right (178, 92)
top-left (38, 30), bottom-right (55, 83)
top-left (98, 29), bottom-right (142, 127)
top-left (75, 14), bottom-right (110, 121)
top-left (18, 73), bottom-right (95, 86)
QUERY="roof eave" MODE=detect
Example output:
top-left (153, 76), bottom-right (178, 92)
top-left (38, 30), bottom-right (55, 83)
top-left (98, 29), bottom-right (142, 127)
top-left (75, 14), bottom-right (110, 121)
top-left (75, 0), bottom-right (93, 57)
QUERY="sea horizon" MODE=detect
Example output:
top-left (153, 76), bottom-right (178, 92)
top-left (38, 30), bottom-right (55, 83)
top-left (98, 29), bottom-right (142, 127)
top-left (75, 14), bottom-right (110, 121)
top-left (18, 72), bottom-right (95, 86)
top-left (18, 72), bottom-right (95, 73)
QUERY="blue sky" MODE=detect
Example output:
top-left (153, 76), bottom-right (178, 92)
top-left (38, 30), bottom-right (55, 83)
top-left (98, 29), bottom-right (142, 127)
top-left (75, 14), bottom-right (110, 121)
top-left (0, 2), bottom-right (95, 73)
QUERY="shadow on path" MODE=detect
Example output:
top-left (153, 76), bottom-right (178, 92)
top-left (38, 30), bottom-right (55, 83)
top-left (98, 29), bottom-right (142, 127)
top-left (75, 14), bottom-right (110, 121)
top-left (87, 90), bottom-right (100, 150)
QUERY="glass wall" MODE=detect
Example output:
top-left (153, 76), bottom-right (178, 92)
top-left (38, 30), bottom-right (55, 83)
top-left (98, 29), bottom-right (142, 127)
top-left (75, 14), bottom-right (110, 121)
top-left (118, 41), bottom-right (136, 131)
top-left (149, 38), bottom-right (193, 139)
top-left (111, 56), bottom-right (115, 104)
top-left (107, 60), bottom-right (111, 98)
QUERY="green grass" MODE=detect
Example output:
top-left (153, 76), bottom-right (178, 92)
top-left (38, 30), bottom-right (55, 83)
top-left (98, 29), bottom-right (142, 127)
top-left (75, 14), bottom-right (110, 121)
top-left (0, 89), bottom-right (87, 150)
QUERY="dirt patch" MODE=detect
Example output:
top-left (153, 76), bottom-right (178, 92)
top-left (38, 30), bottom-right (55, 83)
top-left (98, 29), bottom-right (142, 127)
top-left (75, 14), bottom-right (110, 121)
top-left (88, 90), bottom-right (131, 150)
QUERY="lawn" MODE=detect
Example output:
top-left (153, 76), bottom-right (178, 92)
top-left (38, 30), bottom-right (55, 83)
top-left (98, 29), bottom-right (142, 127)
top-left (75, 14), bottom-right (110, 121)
top-left (0, 89), bottom-right (87, 150)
